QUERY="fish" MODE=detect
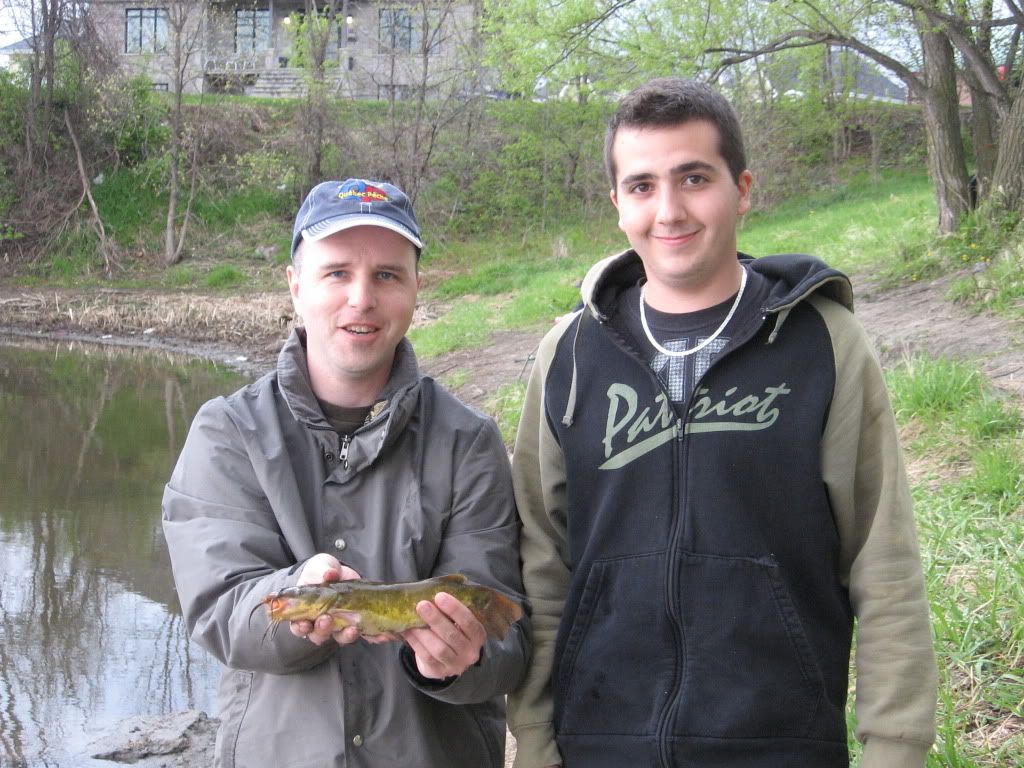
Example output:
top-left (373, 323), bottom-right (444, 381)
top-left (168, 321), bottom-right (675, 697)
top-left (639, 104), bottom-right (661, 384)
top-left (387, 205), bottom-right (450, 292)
top-left (258, 574), bottom-right (524, 640)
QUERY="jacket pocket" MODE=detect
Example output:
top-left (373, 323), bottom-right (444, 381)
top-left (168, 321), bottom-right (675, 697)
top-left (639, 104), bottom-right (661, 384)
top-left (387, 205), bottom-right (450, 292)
top-left (673, 552), bottom-right (825, 738)
top-left (554, 553), bottom-right (676, 736)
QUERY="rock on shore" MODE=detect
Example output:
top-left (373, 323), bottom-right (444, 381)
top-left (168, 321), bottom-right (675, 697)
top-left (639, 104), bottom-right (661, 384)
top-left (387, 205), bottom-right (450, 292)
top-left (88, 710), bottom-right (518, 766)
top-left (88, 710), bottom-right (217, 766)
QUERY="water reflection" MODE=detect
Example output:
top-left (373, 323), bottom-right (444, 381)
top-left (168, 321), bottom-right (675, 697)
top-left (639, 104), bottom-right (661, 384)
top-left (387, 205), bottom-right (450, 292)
top-left (0, 339), bottom-right (247, 767)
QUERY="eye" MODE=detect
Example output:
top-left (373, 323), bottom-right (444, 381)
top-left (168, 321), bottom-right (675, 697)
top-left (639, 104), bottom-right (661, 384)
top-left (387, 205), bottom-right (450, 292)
top-left (682, 174), bottom-right (707, 186)
top-left (627, 181), bottom-right (652, 194)
top-left (376, 270), bottom-right (397, 281)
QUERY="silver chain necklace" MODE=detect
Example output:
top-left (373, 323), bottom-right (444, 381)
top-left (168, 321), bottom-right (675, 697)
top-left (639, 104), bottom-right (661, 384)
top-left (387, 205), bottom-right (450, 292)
top-left (639, 266), bottom-right (748, 358)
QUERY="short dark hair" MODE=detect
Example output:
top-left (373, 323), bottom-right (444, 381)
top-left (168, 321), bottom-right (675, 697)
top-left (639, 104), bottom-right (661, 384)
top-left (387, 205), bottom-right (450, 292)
top-left (604, 77), bottom-right (748, 187)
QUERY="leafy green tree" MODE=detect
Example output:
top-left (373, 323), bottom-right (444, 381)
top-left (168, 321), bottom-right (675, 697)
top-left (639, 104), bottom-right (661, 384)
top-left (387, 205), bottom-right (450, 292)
top-left (484, 0), bottom-right (1024, 230)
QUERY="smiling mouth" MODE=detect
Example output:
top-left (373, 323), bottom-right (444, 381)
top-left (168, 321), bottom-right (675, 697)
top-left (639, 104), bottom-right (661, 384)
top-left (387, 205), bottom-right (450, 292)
top-left (343, 325), bottom-right (378, 336)
top-left (655, 231), bottom-right (699, 243)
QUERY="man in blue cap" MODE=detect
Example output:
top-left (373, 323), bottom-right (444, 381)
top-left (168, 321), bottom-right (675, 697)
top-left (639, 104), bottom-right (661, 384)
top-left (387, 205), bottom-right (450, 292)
top-left (162, 179), bottom-right (529, 767)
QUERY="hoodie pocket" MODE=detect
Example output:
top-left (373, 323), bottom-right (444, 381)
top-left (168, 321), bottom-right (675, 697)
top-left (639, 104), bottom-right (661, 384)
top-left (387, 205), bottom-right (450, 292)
top-left (673, 552), bottom-right (825, 738)
top-left (554, 553), bottom-right (676, 736)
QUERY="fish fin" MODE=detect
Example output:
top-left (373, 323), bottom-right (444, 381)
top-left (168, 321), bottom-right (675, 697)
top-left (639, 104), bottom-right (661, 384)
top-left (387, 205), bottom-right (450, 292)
top-left (474, 591), bottom-right (524, 641)
top-left (437, 573), bottom-right (467, 585)
top-left (327, 610), bottom-right (360, 632)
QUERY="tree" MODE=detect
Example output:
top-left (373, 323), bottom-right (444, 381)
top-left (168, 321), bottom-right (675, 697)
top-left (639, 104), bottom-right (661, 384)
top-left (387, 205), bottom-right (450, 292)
top-left (370, 0), bottom-right (485, 203)
top-left (484, 0), bottom-right (1024, 229)
top-left (162, 0), bottom-right (205, 265)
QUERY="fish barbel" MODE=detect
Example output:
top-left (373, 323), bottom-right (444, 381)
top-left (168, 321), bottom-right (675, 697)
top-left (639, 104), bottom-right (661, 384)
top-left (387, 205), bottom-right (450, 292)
top-left (259, 574), bottom-right (523, 640)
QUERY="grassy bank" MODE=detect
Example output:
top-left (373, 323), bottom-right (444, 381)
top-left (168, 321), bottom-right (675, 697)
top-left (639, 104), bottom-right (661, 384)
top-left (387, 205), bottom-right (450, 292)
top-left (886, 356), bottom-right (1024, 767)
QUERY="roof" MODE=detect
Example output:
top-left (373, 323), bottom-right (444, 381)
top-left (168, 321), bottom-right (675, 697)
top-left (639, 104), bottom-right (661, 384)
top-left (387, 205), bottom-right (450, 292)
top-left (0, 38), bottom-right (34, 55)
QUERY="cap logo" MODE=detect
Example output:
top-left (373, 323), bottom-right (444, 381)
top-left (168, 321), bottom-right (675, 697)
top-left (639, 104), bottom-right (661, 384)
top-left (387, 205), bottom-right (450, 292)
top-left (337, 180), bottom-right (390, 204)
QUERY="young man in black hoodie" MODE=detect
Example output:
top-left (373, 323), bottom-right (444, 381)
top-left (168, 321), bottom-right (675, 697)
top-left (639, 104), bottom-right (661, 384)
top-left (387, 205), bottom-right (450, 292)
top-left (508, 77), bottom-right (937, 768)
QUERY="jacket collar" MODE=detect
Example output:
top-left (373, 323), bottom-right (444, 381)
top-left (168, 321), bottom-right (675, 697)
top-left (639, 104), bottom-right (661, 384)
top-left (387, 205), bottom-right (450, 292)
top-left (277, 328), bottom-right (423, 464)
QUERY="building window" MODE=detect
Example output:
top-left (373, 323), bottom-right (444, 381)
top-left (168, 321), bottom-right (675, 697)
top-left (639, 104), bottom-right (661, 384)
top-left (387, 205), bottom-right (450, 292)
top-left (379, 8), bottom-right (441, 54)
top-left (338, 15), bottom-right (356, 46)
top-left (235, 9), bottom-right (270, 53)
top-left (125, 8), bottom-right (168, 54)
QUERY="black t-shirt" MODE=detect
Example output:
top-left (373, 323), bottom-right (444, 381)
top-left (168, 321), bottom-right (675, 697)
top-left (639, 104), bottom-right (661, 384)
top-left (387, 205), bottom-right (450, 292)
top-left (317, 400), bottom-right (373, 437)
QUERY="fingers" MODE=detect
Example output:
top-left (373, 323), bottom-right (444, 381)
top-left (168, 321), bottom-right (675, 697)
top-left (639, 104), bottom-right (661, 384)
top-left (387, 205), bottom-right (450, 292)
top-left (297, 553), bottom-right (345, 586)
top-left (289, 614), bottom-right (338, 646)
top-left (402, 592), bottom-right (486, 680)
top-left (333, 626), bottom-right (363, 645)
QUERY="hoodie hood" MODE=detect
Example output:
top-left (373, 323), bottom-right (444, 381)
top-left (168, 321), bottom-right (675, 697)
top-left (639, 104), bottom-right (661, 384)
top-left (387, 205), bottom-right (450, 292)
top-left (579, 250), bottom-right (853, 319)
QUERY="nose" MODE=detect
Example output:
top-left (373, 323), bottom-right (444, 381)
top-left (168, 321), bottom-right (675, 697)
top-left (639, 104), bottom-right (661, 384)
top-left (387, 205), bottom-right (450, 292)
top-left (347, 275), bottom-right (377, 310)
top-left (655, 186), bottom-right (684, 225)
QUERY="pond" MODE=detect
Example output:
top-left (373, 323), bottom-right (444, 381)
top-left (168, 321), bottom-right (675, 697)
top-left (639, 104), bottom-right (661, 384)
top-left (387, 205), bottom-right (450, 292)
top-left (0, 338), bottom-right (248, 767)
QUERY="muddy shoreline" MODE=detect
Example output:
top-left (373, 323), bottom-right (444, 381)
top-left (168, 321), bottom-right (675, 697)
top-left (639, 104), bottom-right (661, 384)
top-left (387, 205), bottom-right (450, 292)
top-left (0, 288), bottom-right (292, 376)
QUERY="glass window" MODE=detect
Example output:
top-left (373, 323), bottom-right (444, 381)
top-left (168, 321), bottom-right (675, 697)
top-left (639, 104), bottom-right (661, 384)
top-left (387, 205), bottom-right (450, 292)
top-left (125, 8), bottom-right (168, 54)
top-left (235, 9), bottom-right (270, 53)
top-left (379, 8), bottom-right (441, 54)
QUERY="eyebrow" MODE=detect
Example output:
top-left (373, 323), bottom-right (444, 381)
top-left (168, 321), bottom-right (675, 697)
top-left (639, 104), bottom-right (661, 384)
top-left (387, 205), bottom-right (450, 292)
top-left (619, 160), bottom-right (718, 188)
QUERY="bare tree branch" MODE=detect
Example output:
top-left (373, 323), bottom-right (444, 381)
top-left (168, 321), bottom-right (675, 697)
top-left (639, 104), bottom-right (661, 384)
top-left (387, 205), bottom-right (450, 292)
top-left (64, 108), bottom-right (119, 275)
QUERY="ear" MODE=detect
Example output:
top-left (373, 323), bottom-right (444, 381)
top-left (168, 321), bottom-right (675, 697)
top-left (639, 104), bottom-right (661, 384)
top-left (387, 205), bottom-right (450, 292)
top-left (286, 264), bottom-right (301, 309)
top-left (736, 170), bottom-right (753, 216)
top-left (609, 187), bottom-right (619, 211)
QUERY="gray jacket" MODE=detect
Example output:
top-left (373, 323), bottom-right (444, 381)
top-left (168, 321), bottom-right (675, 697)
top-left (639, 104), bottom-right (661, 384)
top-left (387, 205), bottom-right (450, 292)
top-left (162, 329), bottom-right (530, 768)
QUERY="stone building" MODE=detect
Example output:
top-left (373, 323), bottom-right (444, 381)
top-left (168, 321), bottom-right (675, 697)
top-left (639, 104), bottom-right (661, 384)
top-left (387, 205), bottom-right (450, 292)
top-left (88, 0), bottom-right (478, 97)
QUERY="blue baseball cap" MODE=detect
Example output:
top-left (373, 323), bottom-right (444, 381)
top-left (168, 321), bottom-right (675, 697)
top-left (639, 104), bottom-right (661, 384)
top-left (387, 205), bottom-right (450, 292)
top-left (291, 179), bottom-right (423, 260)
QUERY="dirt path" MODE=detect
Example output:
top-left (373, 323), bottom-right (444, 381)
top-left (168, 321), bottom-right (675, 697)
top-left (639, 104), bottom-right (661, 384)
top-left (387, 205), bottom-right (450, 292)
top-left (854, 271), bottom-right (1024, 396)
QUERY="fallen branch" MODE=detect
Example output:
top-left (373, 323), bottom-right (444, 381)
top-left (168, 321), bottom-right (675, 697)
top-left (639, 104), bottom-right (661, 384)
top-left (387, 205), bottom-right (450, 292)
top-left (64, 109), bottom-right (120, 276)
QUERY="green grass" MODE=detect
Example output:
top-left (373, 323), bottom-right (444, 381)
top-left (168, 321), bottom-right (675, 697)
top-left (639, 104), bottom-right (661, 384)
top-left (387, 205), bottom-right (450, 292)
top-left (738, 169), bottom-right (936, 275)
top-left (883, 355), bottom-right (1024, 766)
top-left (204, 264), bottom-right (246, 288)
top-left (487, 380), bottom-right (528, 446)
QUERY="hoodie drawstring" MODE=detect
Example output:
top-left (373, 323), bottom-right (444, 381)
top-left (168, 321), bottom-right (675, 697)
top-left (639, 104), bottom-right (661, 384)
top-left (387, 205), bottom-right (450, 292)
top-left (767, 306), bottom-right (793, 345)
top-left (561, 310), bottom-right (586, 426)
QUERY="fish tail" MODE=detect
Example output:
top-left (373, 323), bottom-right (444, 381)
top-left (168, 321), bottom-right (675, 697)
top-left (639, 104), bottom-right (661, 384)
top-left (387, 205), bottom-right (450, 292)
top-left (475, 591), bottom-right (523, 641)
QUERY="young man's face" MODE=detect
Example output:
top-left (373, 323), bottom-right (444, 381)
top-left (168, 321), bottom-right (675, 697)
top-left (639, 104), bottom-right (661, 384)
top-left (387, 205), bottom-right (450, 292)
top-left (610, 120), bottom-right (752, 307)
top-left (287, 226), bottom-right (421, 405)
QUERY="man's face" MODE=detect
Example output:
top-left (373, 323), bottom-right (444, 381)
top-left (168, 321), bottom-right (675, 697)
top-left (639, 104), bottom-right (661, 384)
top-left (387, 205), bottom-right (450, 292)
top-left (287, 226), bottom-right (420, 404)
top-left (610, 120), bottom-right (752, 306)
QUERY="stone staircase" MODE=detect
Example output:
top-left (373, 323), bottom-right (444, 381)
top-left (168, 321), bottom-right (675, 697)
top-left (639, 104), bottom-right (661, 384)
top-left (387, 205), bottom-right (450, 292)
top-left (245, 68), bottom-right (307, 98)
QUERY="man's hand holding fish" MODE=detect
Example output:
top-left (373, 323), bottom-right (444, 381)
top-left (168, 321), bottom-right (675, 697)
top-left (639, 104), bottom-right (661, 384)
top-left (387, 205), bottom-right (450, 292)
top-left (289, 552), bottom-right (368, 647)
top-left (284, 551), bottom-right (495, 679)
top-left (402, 590), bottom-right (488, 680)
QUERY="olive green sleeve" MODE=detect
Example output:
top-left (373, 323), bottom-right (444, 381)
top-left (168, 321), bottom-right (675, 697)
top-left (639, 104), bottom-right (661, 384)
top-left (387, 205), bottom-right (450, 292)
top-left (812, 295), bottom-right (938, 765)
top-left (507, 318), bottom-right (576, 768)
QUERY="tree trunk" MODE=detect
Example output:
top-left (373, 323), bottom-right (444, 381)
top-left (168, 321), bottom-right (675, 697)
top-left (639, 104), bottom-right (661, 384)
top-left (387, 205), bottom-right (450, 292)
top-left (919, 23), bottom-right (971, 233)
top-left (967, 82), bottom-right (998, 200)
top-left (165, 52), bottom-right (184, 265)
top-left (990, 92), bottom-right (1024, 214)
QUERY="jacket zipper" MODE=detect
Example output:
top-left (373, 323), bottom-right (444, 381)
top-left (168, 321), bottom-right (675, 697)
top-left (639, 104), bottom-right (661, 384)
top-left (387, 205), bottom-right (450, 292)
top-left (652, 311), bottom-right (770, 766)
top-left (592, 291), bottom-right (789, 763)
top-left (339, 434), bottom-right (351, 470)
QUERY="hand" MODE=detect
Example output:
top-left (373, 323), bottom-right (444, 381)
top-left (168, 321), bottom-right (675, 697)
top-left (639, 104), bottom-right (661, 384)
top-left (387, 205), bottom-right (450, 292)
top-left (290, 553), bottom-right (364, 646)
top-left (401, 592), bottom-right (487, 680)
